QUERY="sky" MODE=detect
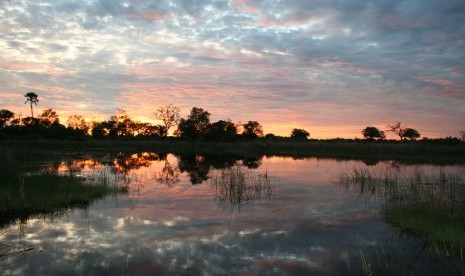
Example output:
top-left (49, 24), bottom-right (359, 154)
top-left (1, 0), bottom-right (464, 138)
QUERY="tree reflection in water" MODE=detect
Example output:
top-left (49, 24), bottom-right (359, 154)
top-left (155, 159), bottom-right (180, 186)
top-left (177, 154), bottom-right (264, 185)
top-left (42, 158), bottom-right (103, 175)
top-left (40, 152), bottom-right (265, 186)
top-left (177, 154), bottom-right (210, 185)
top-left (112, 152), bottom-right (165, 175)
top-left (240, 157), bottom-right (262, 169)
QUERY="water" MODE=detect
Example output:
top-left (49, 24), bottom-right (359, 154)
top-left (0, 152), bottom-right (463, 275)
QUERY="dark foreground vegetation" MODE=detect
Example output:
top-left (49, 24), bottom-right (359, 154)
top-left (0, 149), bottom-right (128, 228)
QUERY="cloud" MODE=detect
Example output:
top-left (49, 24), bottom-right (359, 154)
top-left (0, 0), bottom-right (464, 137)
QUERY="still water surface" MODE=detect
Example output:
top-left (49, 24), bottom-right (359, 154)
top-left (0, 153), bottom-right (463, 275)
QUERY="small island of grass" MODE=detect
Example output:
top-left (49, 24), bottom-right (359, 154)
top-left (338, 168), bottom-right (465, 257)
top-left (0, 151), bottom-right (128, 228)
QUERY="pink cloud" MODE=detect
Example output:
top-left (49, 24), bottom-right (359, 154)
top-left (231, 0), bottom-right (261, 14)
top-left (284, 13), bottom-right (322, 26)
top-left (0, 58), bottom-right (66, 76)
top-left (259, 15), bottom-right (280, 27)
top-left (413, 76), bottom-right (464, 98)
top-left (451, 71), bottom-right (462, 77)
top-left (414, 76), bottom-right (453, 87)
top-left (257, 11), bottom-right (323, 28)
top-left (450, 67), bottom-right (464, 77)
top-left (125, 10), bottom-right (166, 21)
top-left (333, 61), bottom-right (384, 74)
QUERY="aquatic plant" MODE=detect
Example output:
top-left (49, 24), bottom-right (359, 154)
top-left (0, 151), bottom-right (128, 228)
top-left (210, 166), bottom-right (273, 212)
top-left (337, 167), bottom-right (465, 257)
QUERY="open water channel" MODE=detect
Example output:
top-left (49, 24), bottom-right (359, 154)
top-left (1, 152), bottom-right (463, 275)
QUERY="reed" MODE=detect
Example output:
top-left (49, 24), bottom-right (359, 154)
top-left (0, 151), bottom-right (128, 227)
top-left (210, 166), bottom-right (273, 212)
top-left (338, 167), bottom-right (465, 257)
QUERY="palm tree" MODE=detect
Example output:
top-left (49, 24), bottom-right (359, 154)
top-left (24, 92), bottom-right (39, 118)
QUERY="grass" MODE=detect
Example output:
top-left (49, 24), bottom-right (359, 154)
top-left (383, 205), bottom-right (465, 256)
top-left (357, 238), bottom-right (374, 276)
top-left (0, 149), bottom-right (128, 228)
top-left (338, 167), bottom-right (465, 257)
top-left (2, 139), bottom-right (465, 165)
top-left (210, 166), bottom-right (273, 212)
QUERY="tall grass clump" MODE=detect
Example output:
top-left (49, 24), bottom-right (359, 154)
top-left (210, 166), bottom-right (273, 212)
top-left (0, 152), bottom-right (128, 227)
top-left (338, 167), bottom-right (465, 257)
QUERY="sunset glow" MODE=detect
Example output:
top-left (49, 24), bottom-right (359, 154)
top-left (1, 0), bottom-right (464, 138)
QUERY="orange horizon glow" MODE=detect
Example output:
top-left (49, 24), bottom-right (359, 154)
top-left (2, 103), bottom-right (452, 139)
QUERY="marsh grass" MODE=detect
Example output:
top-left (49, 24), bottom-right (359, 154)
top-left (356, 239), bottom-right (374, 276)
top-left (0, 150), bottom-right (128, 228)
top-left (210, 166), bottom-right (273, 212)
top-left (3, 139), bottom-right (465, 164)
top-left (338, 167), bottom-right (465, 257)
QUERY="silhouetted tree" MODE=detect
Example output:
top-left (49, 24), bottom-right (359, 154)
top-left (460, 130), bottom-right (465, 141)
top-left (67, 115), bottom-right (89, 135)
top-left (24, 92), bottom-right (39, 118)
top-left (403, 128), bottom-right (420, 140)
top-left (208, 120), bottom-right (237, 141)
top-left (264, 133), bottom-right (277, 139)
top-left (91, 121), bottom-right (112, 138)
top-left (134, 122), bottom-right (164, 138)
top-left (38, 108), bottom-right (59, 127)
top-left (108, 109), bottom-right (137, 137)
top-left (290, 128), bottom-right (310, 140)
top-left (387, 122), bottom-right (407, 140)
top-left (361, 126), bottom-right (385, 140)
top-left (0, 109), bottom-right (14, 128)
top-left (154, 104), bottom-right (181, 137)
top-left (9, 116), bottom-right (22, 127)
top-left (177, 107), bottom-right (211, 140)
top-left (89, 110), bottom-right (165, 139)
top-left (22, 116), bottom-right (40, 127)
top-left (241, 121), bottom-right (263, 139)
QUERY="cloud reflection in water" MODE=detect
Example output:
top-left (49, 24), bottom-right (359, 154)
top-left (0, 155), bottom-right (461, 275)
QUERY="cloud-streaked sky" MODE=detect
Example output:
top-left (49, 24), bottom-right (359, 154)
top-left (1, 0), bottom-right (464, 138)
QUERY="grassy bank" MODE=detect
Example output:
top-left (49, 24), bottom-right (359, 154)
top-left (338, 168), bottom-right (465, 257)
top-left (2, 139), bottom-right (465, 164)
top-left (0, 149), bottom-right (128, 228)
top-left (383, 205), bottom-right (465, 256)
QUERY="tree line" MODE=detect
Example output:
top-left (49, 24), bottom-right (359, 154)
top-left (361, 123), bottom-right (420, 141)
top-left (0, 92), bottom-right (311, 141)
top-left (0, 92), bottom-right (464, 141)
